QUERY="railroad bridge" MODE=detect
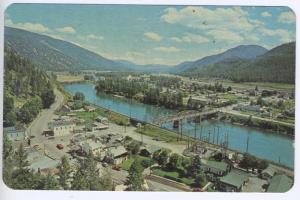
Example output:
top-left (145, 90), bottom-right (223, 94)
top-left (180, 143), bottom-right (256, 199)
top-left (152, 110), bottom-right (219, 127)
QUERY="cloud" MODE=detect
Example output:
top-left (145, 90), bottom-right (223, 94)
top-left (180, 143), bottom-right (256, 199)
top-left (278, 11), bottom-right (295, 24)
top-left (86, 34), bottom-right (104, 40)
top-left (207, 29), bottom-right (244, 43)
top-left (154, 46), bottom-right (181, 52)
top-left (144, 32), bottom-right (163, 41)
top-left (258, 27), bottom-right (295, 43)
top-left (56, 26), bottom-right (76, 34)
top-left (5, 19), bottom-right (49, 33)
top-left (161, 6), bottom-right (260, 32)
top-left (182, 33), bottom-right (209, 44)
top-left (261, 11), bottom-right (272, 17)
top-left (172, 33), bottom-right (209, 44)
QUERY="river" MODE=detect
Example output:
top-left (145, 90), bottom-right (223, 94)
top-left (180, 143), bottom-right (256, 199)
top-left (64, 83), bottom-right (294, 168)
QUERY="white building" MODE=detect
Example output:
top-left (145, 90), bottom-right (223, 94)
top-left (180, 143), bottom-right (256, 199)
top-left (48, 121), bottom-right (75, 137)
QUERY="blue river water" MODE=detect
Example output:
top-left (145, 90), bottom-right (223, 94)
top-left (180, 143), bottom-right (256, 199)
top-left (64, 83), bottom-right (294, 168)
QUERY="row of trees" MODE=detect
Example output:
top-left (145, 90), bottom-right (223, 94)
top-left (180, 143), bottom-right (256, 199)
top-left (96, 78), bottom-right (184, 109)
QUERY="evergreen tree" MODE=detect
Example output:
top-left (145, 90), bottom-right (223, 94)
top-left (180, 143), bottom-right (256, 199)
top-left (58, 156), bottom-right (72, 190)
top-left (127, 159), bottom-right (144, 191)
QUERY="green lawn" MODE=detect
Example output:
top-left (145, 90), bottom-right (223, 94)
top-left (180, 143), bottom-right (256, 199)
top-left (120, 155), bottom-right (152, 171)
top-left (152, 168), bottom-right (195, 186)
top-left (136, 124), bottom-right (191, 144)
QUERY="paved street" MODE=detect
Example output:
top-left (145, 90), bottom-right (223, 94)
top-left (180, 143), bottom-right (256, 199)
top-left (146, 179), bottom-right (184, 192)
top-left (27, 88), bottom-right (65, 159)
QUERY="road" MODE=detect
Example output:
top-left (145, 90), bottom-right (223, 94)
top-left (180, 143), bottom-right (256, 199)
top-left (27, 88), bottom-right (65, 159)
top-left (146, 179), bottom-right (185, 192)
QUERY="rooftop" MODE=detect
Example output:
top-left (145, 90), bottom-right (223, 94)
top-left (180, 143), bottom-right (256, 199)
top-left (109, 146), bottom-right (127, 157)
top-left (219, 169), bottom-right (249, 188)
top-left (267, 174), bottom-right (293, 193)
top-left (202, 159), bottom-right (229, 171)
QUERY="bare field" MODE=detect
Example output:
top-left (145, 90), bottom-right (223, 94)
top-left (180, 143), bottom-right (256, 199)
top-left (56, 74), bottom-right (84, 83)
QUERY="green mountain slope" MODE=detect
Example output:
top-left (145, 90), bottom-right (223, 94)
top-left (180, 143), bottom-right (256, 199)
top-left (183, 42), bottom-right (295, 84)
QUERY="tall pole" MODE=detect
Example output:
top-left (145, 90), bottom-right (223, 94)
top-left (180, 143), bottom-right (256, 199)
top-left (208, 130), bottom-right (211, 143)
top-left (194, 123), bottom-right (197, 140)
top-left (246, 135), bottom-right (249, 153)
top-left (217, 126), bottom-right (220, 145)
top-left (213, 127), bottom-right (215, 144)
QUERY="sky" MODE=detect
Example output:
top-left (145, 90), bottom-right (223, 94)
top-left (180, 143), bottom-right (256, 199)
top-left (5, 4), bottom-right (296, 65)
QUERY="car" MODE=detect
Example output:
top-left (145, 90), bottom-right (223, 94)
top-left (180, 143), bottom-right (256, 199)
top-left (56, 144), bottom-right (64, 150)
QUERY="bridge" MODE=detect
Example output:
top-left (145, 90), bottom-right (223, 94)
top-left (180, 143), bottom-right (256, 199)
top-left (152, 110), bottom-right (219, 126)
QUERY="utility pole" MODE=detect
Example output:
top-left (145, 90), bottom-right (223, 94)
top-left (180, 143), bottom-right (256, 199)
top-left (213, 127), bottom-right (215, 144)
top-left (217, 126), bottom-right (220, 145)
top-left (208, 130), bottom-right (211, 143)
top-left (246, 135), bottom-right (250, 153)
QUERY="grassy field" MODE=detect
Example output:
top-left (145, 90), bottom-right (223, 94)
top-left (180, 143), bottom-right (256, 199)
top-left (136, 124), bottom-right (191, 145)
top-left (152, 168), bottom-right (195, 186)
top-left (120, 155), bottom-right (152, 171)
top-left (56, 74), bottom-right (84, 83)
top-left (75, 108), bottom-right (130, 126)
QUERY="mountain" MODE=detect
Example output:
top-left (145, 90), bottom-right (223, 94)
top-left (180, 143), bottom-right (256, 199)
top-left (183, 42), bottom-right (295, 84)
top-left (4, 27), bottom-right (171, 72)
top-left (172, 45), bottom-right (268, 73)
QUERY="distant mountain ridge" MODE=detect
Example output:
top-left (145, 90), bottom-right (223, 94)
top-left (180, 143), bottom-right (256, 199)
top-left (172, 44), bottom-right (268, 73)
top-left (4, 27), bottom-right (171, 72)
top-left (183, 42), bottom-right (295, 84)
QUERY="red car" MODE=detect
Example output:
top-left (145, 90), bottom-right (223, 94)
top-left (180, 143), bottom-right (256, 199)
top-left (56, 144), bottom-right (64, 150)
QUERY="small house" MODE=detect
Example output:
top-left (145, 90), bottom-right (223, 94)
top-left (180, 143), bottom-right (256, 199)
top-left (108, 146), bottom-right (128, 165)
top-left (96, 116), bottom-right (109, 125)
top-left (218, 169), bottom-right (249, 192)
top-left (201, 159), bottom-right (230, 177)
top-left (261, 166), bottom-right (277, 181)
top-left (140, 145), bottom-right (161, 157)
top-left (85, 105), bottom-right (97, 112)
top-left (4, 126), bottom-right (26, 141)
top-left (267, 174), bottom-right (293, 193)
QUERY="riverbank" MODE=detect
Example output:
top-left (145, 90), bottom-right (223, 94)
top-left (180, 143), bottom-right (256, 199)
top-left (63, 82), bottom-right (294, 169)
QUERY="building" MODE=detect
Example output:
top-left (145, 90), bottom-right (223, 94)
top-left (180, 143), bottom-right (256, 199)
top-left (81, 141), bottom-right (105, 157)
top-left (267, 174), bottom-right (293, 193)
top-left (261, 166), bottom-right (277, 180)
top-left (48, 121), bottom-right (75, 137)
top-left (85, 105), bottom-right (97, 112)
top-left (140, 145), bottom-right (161, 157)
top-left (4, 126), bottom-right (26, 141)
top-left (108, 146), bottom-right (128, 165)
top-left (96, 116), bottom-right (109, 125)
top-left (218, 169), bottom-right (249, 192)
top-left (59, 105), bottom-right (72, 113)
top-left (86, 122), bottom-right (109, 132)
top-left (201, 159), bottom-right (230, 177)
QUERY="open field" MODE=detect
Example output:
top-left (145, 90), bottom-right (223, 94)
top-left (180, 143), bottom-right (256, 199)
top-left (56, 74), bottom-right (84, 83)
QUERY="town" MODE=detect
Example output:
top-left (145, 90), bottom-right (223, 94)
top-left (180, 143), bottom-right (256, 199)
top-left (4, 71), bottom-right (294, 192)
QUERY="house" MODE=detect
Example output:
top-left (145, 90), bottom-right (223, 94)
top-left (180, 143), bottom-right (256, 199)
top-left (86, 122), bottom-right (109, 132)
top-left (201, 159), bottom-right (230, 177)
top-left (267, 174), bottom-right (293, 193)
top-left (261, 166), bottom-right (277, 180)
top-left (81, 141), bottom-right (105, 157)
top-left (26, 147), bottom-right (60, 174)
top-left (108, 146), bottom-right (128, 165)
top-left (85, 105), bottom-right (97, 112)
top-left (4, 126), bottom-right (26, 141)
top-left (140, 145), bottom-right (161, 157)
top-left (96, 116), bottom-right (109, 125)
top-left (48, 121), bottom-right (76, 137)
top-left (59, 105), bottom-right (72, 113)
top-left (218, 169), bottom-right (249, 192)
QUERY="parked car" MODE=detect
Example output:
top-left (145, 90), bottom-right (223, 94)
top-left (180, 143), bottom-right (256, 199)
top-left (56, 144), bottom-right (64, 150)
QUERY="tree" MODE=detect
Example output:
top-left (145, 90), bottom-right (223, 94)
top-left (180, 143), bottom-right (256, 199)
top-left (167, 153), bottom-right (181, 170)
top-left (73, 92), bottom-right (85, 101)
top-left (239, 153), bottom-right (257, 171)
top-left (41, 89), bottom-right (55, 108)
top-left (127, 159), bottom-right (144, 191)
top-left (188, 155), bottom-right (201, 177)
top-left (71, 167), bottom-right (89, 190)
top-left (194, 172), bottom-right (207, 187)
top-left (58, 156), bottom-right (72, 189)
top-left (153, 149), bottom-right (169, 167)
top-left (227, 86), bottom-right (232, 92)
top-left (127, 141), bottom-right (141, 155)
top-left (42, 173), bottom-right (60, 190)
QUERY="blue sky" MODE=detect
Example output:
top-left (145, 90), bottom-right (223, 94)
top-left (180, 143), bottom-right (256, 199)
top-left (5, 4), bottom-right (296, 65)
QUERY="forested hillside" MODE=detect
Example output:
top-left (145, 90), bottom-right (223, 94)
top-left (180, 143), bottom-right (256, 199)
top-left (183, 42), bottom-right (295, 84)
top-left (3, 47), bottom-right (55, 127)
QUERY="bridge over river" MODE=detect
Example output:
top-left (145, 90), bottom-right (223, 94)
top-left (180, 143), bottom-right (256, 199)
top-left (152, 109), bottom-right (219, 126)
